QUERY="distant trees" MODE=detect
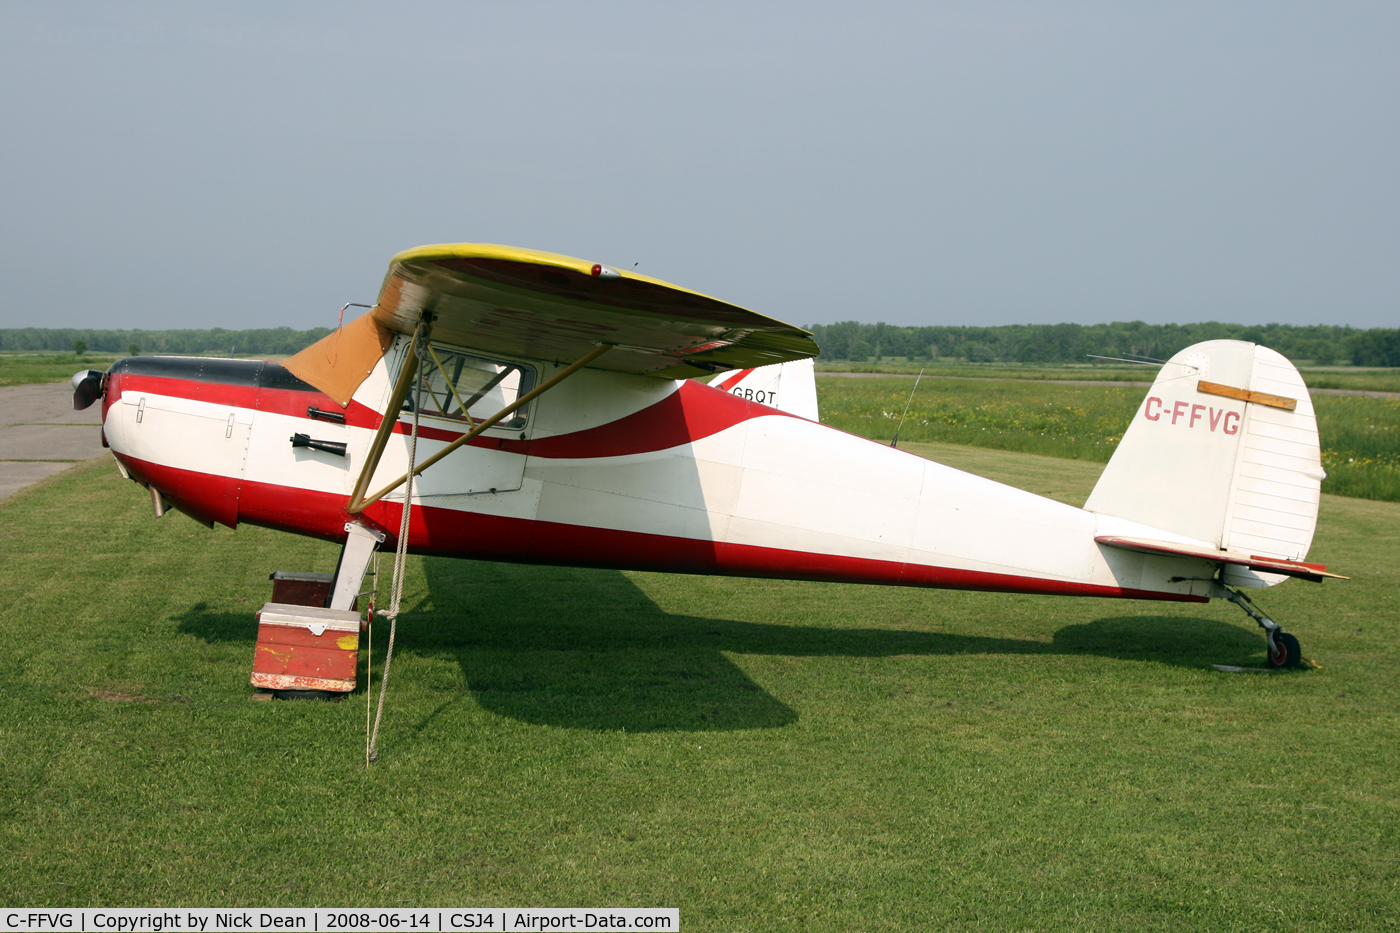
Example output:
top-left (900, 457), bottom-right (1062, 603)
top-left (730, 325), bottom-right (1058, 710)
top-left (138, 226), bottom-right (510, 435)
top-left (1350, 329), bottom-right (1400, 367)
top-left (72, 339), bottom-right (86, 356)
top-left (0, 326), bottom-right (333, 356)
top-left (965, 343), bottom-right (995, 363)
top-left (805, 321), bottom-right (1400, 367)
top-left (7, 320), bottom-right (1397, 367)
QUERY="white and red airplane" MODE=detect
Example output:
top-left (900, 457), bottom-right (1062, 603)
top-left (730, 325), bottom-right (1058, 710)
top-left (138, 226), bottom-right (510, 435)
top-left (73, 243), bottom-right (1340, 692)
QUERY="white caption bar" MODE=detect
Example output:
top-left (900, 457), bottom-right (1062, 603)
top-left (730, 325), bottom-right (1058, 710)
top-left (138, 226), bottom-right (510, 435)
top-left (0, 910), bottom-right (679, 933)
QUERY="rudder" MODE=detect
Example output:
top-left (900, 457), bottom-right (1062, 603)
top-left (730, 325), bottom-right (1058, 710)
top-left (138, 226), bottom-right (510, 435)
top-left (1085, 340), bottom-right (1325, 582)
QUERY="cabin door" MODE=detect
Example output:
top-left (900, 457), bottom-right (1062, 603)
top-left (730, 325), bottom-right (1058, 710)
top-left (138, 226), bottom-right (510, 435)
top-left (384, 342), bottom-right (535, 498)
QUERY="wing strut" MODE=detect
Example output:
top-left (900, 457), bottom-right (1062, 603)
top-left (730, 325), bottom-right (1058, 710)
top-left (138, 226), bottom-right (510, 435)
top-left (346, 342), bottom-right (612, 514)
top-left (346, 320), bottom-right (433, 514)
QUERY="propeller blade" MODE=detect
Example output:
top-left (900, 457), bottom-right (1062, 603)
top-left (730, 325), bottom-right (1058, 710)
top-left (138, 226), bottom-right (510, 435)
top-left (71, 369), bottom-right (105, 410)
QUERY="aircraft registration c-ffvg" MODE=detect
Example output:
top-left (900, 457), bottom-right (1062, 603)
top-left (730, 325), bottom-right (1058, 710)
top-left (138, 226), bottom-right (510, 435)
top-left (73, 243), bottom-right (1343, 679)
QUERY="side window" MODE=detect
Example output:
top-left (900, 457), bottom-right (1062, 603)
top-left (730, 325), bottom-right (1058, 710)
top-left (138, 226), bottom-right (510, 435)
top-left (402, 345), bottom-right (536, 429)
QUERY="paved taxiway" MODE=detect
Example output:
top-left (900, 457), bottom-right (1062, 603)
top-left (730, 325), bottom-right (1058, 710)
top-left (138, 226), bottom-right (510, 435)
top-left (0, 382), bottom-right (106, 501)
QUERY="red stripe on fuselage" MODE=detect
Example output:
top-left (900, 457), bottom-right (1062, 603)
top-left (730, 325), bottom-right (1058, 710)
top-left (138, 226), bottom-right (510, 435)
top-left (258, 389), bottom-right (380, 428)
top-left (109, 372), bottom-right (383, 428)
top-left (390, 379), bottom-right (792, 459)
top-left (710, 367), bottom-right (755, 390)
top-left (115, 454), bottom-right (241, 528)
top-left (110, 372), bottom-right (261, 409)
top-left (115, 370), bottom-right (786, 462)
top-left (114, 454), bottom-right (1205, 603)
top-left (529, 379), bottom-right (792, 458)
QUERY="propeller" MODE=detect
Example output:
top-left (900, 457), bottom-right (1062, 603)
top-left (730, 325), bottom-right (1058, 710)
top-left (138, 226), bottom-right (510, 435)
top-left (71, 369), bottom-right (105, 411)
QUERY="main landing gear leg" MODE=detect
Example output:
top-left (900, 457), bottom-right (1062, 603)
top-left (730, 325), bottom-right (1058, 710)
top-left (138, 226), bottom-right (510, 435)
top-left (328, 521), bottom-right (387, 611)
top-left (1221, 587), bottom-right (1302, 669)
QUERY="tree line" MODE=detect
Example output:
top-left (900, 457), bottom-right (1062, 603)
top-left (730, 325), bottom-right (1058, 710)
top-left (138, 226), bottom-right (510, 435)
top-left (805, 321), bottom-right (1400, 367)
top-left (0, 326), bottom-right (333, 357)
top-left (4, 320), bottom-right (1398, 367)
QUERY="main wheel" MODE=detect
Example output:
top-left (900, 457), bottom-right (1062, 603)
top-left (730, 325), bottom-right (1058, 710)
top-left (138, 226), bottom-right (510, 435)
top-left (1266, 632), bottom-right (1302, 670)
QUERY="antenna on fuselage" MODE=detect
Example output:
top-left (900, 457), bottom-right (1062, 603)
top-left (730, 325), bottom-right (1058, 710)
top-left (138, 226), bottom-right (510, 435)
top-left (890, 368), bottom-right (925, 448)
top-left (1085, 354), bottom-right (1166, 365)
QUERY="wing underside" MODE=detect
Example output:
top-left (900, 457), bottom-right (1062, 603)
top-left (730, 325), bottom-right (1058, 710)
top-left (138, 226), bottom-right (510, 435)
top-left (372, 244), bottom-right (818, 378)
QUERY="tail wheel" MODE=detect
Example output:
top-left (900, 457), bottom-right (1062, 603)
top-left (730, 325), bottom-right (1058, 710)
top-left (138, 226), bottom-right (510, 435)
top-left (1267, 632), bottom-right (1302, 670)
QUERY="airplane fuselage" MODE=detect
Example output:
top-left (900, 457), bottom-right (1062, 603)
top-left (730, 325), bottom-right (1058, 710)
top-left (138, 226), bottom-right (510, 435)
top-left (101, 339), bottom-right (1217, 603)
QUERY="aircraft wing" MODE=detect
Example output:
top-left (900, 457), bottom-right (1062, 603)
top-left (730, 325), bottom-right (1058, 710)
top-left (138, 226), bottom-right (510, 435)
top-left (1094, 536), bottom-right (1348, 582)
top-left (371, 244), bottom-right (818, 378)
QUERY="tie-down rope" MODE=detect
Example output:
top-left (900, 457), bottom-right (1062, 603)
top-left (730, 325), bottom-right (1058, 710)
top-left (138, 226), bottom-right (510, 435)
top-left (367, 331), bottom-right (426, 764)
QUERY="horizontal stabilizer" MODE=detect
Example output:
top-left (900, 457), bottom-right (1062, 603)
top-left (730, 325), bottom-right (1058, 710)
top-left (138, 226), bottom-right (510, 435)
top-left (1095, 536), bottom-right (1347, 582)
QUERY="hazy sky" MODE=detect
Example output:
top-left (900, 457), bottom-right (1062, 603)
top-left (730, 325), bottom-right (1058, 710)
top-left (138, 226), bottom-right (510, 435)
top-left (1, 2), bottom-right (1395, 331)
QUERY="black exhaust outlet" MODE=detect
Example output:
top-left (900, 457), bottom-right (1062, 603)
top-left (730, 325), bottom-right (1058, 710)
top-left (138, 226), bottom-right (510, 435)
top-left (290, 433), bottom-right (347, 457)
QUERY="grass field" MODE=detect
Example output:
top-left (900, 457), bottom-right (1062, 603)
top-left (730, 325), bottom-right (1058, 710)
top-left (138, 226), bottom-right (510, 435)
top-left (9, 352), bottom-right (1395, 393)
top-left (0, 353), bottom-right (293, 388)
top-left (0, 354), bottom-right (120, 387)
top-left (818, 376), bottom-right (1400, 503)
top-left (814, 359), bottom-right (1400, 393)
top-left (1, 450), bottom-right (1397, 929)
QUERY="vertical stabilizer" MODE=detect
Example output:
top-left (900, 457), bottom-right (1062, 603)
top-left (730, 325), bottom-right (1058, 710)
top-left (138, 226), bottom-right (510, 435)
top-left (1085, 340), bottom-right (1324, 582)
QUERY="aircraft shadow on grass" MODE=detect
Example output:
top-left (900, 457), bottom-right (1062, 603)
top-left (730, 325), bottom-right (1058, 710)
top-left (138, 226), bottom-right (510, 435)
top-left (175, 558), bottom-right (1263, 734)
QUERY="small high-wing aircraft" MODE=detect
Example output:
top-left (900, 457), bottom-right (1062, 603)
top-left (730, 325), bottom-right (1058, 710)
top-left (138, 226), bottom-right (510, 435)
top-left (73, 243), bottom-right (1340, 689)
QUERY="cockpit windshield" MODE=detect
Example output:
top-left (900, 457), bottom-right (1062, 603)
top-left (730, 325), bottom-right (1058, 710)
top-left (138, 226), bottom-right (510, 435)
top-left (402, 345), bottom-right (536, 429)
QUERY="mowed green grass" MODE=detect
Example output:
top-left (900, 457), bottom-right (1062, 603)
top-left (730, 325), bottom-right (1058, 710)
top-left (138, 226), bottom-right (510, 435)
top-left (0, 354), bottom-right (293, 389)
top-left (819, 376), bottom-right (1400, 503)
top-left (0, 354), bottom-right (120, 387)
top-left (1, 454), bottom-right (1397, 930)
top-left (815, 359), bottom-right (1400, 393)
